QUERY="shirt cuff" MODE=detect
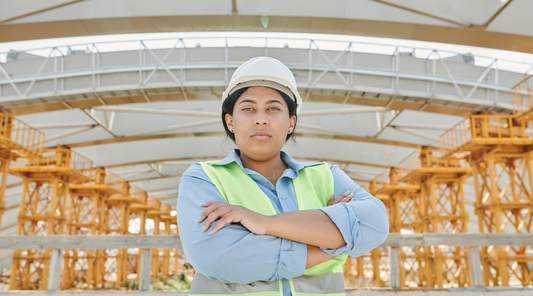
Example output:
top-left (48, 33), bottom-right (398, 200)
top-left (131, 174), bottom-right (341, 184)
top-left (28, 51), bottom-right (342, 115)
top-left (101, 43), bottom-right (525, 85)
top-left (277, 238), bottom-right (307, 280)
top-left (318, 203), bottom-right (362, 256)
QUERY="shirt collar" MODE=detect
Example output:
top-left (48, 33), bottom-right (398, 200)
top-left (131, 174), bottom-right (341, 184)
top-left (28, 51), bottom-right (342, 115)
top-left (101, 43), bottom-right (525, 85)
top-left (210, 149), bottom-right (318, 177)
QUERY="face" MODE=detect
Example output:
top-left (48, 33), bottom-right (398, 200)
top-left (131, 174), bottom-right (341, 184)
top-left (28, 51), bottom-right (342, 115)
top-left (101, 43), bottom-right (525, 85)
top-left (225, 86), bottom-right (296, 161)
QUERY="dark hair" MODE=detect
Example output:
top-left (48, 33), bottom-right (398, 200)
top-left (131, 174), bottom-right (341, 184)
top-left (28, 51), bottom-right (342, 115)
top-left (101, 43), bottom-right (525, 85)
top-left (222, 87), bottom-right (298, 143)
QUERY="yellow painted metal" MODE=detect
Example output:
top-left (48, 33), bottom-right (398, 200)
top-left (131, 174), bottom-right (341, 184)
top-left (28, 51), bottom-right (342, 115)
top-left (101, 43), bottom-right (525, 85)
top-left (351, 148), bottom-right (471, 288)
top-left (61, 168), bottom-right (125, 290)
top-left (101, 182), bottom-right (134, 288)
top-left (0, 112), bottom-right (44, 233)
top-left (398, 148), bottom-right (471, 288)
top-left (9, 146), bottom-right (95, 290)
top-left (346, 168), bottom-right (421, 288)
top-left (437, 77), bottom-right (533, 287)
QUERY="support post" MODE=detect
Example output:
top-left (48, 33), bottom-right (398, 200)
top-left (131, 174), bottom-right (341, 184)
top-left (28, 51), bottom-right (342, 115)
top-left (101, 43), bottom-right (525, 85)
top-left (390, 246), bottom-right (401, 289)
top-left (47, 249), bottom-right (63, 291)
top-left (139, 248), bottom-right (152, 291)
top-left (468, 246), bottom-right (484, 288)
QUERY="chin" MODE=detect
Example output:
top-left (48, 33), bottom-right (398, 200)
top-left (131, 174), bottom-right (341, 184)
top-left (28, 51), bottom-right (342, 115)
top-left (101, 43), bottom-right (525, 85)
top-left (245, 144), bottom-right (283, 159)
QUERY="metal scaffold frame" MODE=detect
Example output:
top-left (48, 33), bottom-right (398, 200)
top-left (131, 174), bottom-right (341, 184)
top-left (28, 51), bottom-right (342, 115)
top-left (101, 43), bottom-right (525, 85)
top-left (61, 168), bottom-right (125, 290)
top-left (1, 36), bottom-right (531, 116)
top-left (8, 146), bottom-right (95, 290)
top-left (437, 76), bottom-right (533, 286)
top-left (0, 115), bottom-right (179, 290)
top-left (0, 113), bottom-right (44, 234)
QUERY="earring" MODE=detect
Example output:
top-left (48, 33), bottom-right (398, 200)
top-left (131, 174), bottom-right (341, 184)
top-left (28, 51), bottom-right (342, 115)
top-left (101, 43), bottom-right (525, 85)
top-left (229, 128), bottom-right (234, 133)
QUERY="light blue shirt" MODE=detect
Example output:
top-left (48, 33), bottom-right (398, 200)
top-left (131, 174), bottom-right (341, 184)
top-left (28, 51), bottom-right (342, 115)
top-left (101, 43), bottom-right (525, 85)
top-left (177, 150), bottom-right (388, 295)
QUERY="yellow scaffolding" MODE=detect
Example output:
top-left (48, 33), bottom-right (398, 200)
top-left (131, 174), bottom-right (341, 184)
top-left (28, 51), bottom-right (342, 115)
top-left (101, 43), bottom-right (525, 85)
top-left (397, 148), bottom-right (471, 288)
top-left (62, 168), bottom-right (125, 290)
top-left (438, 76), bottom-right (533, 286)
top-left (0, 112), bottom-right (44, 233)
top-left (9, 146), bottom-right (95, 290)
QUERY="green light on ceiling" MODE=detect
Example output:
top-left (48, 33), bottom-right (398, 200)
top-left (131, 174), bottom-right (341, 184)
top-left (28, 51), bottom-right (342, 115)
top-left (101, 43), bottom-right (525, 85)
top-left (261, 15), bottom-right (269, 28)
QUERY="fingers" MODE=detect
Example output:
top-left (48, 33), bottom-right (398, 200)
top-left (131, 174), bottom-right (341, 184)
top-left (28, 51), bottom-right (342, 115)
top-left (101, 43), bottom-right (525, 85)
top-left (197, 201), bottom-right (228, 223)
top-left (201, 206), bottom-right (233, 232)
top-left (210, 212), bottom-right (240, 235)
top-left (331, 191), bottom-right (352, 205)
top-left (341, 193), bottom-right (354, 203)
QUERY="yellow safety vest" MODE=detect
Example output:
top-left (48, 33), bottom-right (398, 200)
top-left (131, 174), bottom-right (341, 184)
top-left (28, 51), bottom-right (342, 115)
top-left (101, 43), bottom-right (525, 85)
top-left (190, 160), bottom-right (348, 296)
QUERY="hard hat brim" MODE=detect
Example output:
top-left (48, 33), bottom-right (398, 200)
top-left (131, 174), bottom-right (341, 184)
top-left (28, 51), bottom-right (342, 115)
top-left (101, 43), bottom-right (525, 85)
top-left (222, 75), bottom-right (302, 115)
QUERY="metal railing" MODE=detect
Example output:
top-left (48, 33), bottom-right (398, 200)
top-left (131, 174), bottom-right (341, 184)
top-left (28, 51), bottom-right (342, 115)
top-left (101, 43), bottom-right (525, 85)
top-left (0, 233), bottom-right (532, 294)
top-left (1, 36), bottom-right (532, 113)
top-left (440, 115), bottom-right (533, 152)
top-left (11, 147), bottom-right (96, 180)
top-left (0, 113), bottom-right (44, 156)
top-left (439, 118), bottom-right (473, 152)
top-left (105, 172), bottom-right (126, 194)
top-left (512, 87), bottom-right (533, 114)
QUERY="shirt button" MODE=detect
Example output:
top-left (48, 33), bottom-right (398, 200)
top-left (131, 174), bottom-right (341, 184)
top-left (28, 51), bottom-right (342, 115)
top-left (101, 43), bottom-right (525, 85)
top-left (279, 194), bottom-right (286, 200)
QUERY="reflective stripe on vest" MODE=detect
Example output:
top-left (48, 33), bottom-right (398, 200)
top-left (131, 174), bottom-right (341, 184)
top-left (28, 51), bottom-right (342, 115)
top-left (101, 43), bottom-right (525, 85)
top-left (194, 160), bottom-right (347, 296)
top-left (190, 273), bottom-right (281, 295)
top-left (292, 272), bottom-right (345, 294)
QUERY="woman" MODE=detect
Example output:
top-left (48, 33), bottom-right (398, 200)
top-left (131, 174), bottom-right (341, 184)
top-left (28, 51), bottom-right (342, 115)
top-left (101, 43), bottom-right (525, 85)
top-left (177, 57), bottom-right (388, 296)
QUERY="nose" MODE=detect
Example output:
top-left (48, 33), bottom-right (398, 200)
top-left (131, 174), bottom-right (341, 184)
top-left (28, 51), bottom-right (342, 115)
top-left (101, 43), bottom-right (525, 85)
top-left (254, 111), bottom-right (268, 126)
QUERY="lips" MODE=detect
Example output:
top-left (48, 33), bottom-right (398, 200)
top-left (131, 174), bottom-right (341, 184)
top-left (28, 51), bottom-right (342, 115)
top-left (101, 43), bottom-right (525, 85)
top-left (251, 131), bottom-right (271, 139)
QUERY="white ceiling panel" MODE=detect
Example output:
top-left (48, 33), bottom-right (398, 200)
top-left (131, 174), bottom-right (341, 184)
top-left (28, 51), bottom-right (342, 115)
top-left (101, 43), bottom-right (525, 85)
top-left (486, 0), bottom-right (533, 37)
top-left (6, 0), bottom-right (232, 24)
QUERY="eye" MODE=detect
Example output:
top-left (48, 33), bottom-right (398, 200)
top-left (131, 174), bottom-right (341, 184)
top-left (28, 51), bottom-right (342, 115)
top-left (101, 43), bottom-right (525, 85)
top-left (242, 107), bottom-right (253, 111)
top-left (268, 106), bottom-right (280, 111)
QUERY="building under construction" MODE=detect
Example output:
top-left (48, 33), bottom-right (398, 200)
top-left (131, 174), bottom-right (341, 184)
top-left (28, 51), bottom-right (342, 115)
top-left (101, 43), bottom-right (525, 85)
top-left (1, 0), bottom-right (533, 294)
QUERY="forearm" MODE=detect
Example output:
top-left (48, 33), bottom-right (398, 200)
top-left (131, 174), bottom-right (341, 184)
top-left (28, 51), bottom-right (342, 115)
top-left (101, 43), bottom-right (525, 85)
top-left (306, 245), bottom-right (336, 269)
top-left (265, 209), bottom-right (345, 249)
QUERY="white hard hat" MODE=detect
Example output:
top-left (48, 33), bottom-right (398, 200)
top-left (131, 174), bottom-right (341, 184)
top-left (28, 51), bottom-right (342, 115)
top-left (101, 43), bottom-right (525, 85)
top-left (222, 57), bottom-right (302, 115)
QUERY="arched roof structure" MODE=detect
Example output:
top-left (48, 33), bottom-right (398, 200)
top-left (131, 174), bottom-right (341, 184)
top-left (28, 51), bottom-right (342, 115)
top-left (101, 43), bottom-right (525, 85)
top-left (2, 0), bottom-right (533, 53)
top-left (1, 0), bottom-right (533, 241)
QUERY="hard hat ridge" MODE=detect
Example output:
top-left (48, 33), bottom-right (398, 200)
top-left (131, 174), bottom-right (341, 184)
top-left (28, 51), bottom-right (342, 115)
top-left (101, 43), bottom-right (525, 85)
top-left (222, 57), bottom-right (303, 115)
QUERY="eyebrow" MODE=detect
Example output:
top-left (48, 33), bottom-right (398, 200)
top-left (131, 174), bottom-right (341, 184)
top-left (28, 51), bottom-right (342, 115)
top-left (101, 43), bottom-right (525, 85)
top-left (238, 99), bottom-right (284, 105)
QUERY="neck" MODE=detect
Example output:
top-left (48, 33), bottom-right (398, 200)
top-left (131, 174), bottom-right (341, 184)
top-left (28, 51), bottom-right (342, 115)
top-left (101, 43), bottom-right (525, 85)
top-left (239, 150), bottom-right (288, 184)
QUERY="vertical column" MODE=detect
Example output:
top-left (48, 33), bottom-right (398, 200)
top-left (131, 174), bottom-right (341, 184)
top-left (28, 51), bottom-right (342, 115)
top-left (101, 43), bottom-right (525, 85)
top-left (486, 152), bottom-right (509, 286)
top-left (390, 247), bottom-right (401, 289)
top-left (0, 157), bottom-right (9, 233)
top-left (139, 249), bottom-right (152, 291)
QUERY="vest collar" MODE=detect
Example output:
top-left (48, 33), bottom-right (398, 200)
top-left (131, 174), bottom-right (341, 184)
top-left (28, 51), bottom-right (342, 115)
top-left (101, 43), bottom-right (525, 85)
top-left (210, 149), bottom-right (321, 179)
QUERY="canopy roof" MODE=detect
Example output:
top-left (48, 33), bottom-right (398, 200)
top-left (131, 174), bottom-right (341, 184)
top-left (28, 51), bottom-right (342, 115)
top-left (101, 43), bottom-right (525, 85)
top-left (1, 0), bottom-right (533, 53)
top-left (2, 1), bottom-right (533, 242)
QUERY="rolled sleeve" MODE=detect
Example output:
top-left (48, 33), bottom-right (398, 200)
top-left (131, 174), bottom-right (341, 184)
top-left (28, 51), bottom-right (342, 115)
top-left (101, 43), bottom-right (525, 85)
top-left (318, 203), bottom-right (362, 256)
top-left (278, 239), bottom-right (307, 280)
top-left (317, 165), bottom-right (389, 257)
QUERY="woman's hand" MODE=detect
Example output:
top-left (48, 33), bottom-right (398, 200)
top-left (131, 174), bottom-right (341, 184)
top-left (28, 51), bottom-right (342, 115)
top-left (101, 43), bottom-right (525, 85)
top-left (328, 190), bottom-right (355, 206)
top-left (197, 201), bottom-right (270, 235)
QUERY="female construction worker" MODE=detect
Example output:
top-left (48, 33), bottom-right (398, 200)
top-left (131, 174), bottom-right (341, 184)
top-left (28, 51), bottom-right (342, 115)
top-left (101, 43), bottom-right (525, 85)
top-left (177, 57), bottom-right (389, 296)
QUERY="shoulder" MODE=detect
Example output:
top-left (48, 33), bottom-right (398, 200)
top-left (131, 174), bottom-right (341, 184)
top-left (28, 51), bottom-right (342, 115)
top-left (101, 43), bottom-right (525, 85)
top-left (182, 162), bottom-right (211, 181)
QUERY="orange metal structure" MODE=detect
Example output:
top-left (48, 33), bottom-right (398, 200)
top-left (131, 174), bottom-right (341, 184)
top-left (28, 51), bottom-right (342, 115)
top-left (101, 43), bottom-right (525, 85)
top-left (0, 113), bottom-right (44, 233)
top-left (100, 182), bottom-right (138, 288)
top-left (160, 205), bottom-right (179, 277)
top-left (397, 148), bottom-right (471, 288)
top-left (440, 81), bottom-right (533, 286)
top-left (8, 146), bottom-right (95, 290)
top-left (348, 146), bottom-right (471, 289)
top-left (345, 168), bottom-right (421, 288)
top-left (61, 168), bottom-right (125, 290)
top-left (149, 202), bottom-right (173, 278)
top-left (373, 169), bottom-right (421, 288)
